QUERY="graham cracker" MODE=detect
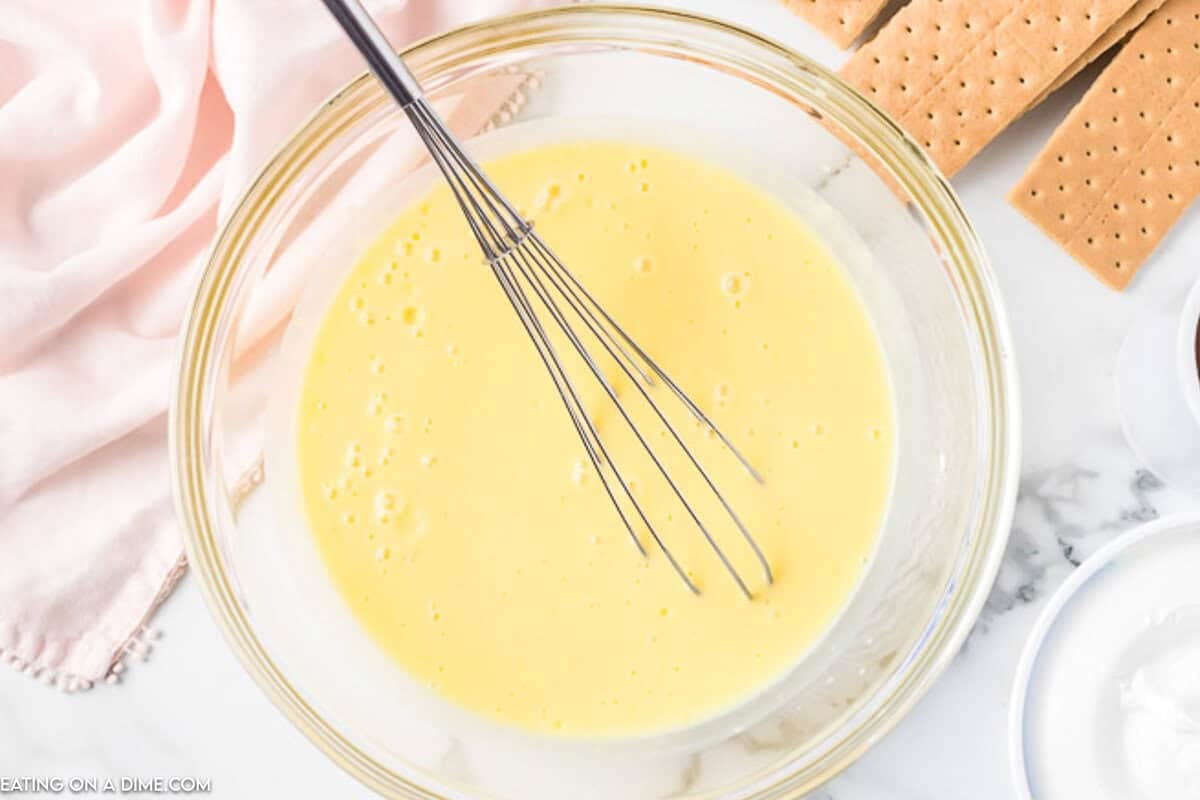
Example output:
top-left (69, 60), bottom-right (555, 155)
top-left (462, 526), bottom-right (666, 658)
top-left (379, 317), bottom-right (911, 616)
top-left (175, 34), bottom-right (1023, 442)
top-left (1010, 0), bottom-right (1200, 289)
top-left (840, 0), bottom-right (1142, 176)
top-left (782, 0), bottom-right (892, 48)
top-left (1038, 0), bottom-right (1168, 101)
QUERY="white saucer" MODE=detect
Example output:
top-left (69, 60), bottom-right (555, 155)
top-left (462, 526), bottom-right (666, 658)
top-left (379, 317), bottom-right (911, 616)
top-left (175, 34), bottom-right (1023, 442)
top-left (1115, 272), bottom-right (1200, 493)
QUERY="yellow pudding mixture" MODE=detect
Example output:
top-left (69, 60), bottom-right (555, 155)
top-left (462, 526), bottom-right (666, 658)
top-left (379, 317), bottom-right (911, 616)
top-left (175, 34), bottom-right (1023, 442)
top-left (295, 139), bottom-right (894, 737)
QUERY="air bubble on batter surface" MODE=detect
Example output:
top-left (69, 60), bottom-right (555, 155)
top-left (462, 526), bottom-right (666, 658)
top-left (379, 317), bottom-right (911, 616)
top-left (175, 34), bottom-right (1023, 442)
top-left (401, 305), bottom-right (425, 326)
top-left (366, 393), bottom-right (386, 417)
top-left (536, 182), bottom-right (565, 213)
top-left (720, 272), bottom-right (748, 298)
top-left (713, 383), bottom-right (733, 408)
top-left (375, 490), bottom-right (405, 513)
top-left (570, 457), bottom-right (589, 485)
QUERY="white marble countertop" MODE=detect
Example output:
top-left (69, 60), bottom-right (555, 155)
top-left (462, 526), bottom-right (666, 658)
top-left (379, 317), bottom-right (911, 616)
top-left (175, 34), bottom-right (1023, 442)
top-left (2, 1), bottom-right (1198, 797)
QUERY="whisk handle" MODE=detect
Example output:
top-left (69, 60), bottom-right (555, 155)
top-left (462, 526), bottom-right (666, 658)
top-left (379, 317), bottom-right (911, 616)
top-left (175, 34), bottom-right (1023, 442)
top-left (319, 0), bottom-right (424, 108)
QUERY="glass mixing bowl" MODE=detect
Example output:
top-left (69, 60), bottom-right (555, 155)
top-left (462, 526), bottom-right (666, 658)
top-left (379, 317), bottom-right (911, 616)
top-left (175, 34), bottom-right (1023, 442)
top-left (170, 5), bottom-right (1019, 798)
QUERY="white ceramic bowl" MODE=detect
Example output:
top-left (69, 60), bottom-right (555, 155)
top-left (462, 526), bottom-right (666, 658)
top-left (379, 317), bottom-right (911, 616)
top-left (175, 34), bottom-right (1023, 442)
top-left (1010, 512), bottom-right (1200, 799)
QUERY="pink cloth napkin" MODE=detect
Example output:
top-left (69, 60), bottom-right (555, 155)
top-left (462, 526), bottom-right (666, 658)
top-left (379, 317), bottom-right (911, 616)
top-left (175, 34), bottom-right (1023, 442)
top-left (0, 0), bottom-right (531, 689)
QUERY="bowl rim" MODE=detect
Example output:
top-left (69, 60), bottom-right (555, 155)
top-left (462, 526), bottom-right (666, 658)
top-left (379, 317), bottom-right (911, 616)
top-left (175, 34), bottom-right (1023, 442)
top-left (170, 4), bottom-right (1021, 797)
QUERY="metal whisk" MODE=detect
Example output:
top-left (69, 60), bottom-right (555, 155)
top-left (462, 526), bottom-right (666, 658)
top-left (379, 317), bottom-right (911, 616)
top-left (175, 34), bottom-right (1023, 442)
top-left (321, 0), bottom-right (773, 599)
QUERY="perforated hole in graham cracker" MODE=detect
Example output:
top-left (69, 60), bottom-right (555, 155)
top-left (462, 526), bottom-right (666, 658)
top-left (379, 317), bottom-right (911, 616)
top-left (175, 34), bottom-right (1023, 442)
top-left (840, 0), bottom-right (1142, 176)
top-left (782, 0), bottom-right (892, 48)
top-left (1010, 0), bottom-right (1200, 289)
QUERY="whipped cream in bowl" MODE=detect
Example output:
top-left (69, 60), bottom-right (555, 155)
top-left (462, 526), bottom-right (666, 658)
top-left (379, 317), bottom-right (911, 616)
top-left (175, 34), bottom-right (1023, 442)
top-left (1011, 513), bottom-right (1200, 800)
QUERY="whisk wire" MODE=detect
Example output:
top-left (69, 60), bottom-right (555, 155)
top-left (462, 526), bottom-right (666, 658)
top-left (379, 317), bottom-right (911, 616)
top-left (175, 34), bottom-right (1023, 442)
top-left (411, 104), bottom-right (655, 561)
top-left (493, 252), bottom-right (700, 593)
top-left (523, 237), bottom-right (775, 590)
top-left (506, 244), bottom-right (724, 589)
top-left (415, 102), bottom-right (657, 390)
top-left (537, 254), bottom-right (767, 485)
top-left (414, 94), bottom-right (769, 598)
top-left (321, 0), bottom-right (774, 598)
top-left (491, 258), bottom-right (651, 559)
top-left (407, 104), bottom-right (704, 586)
